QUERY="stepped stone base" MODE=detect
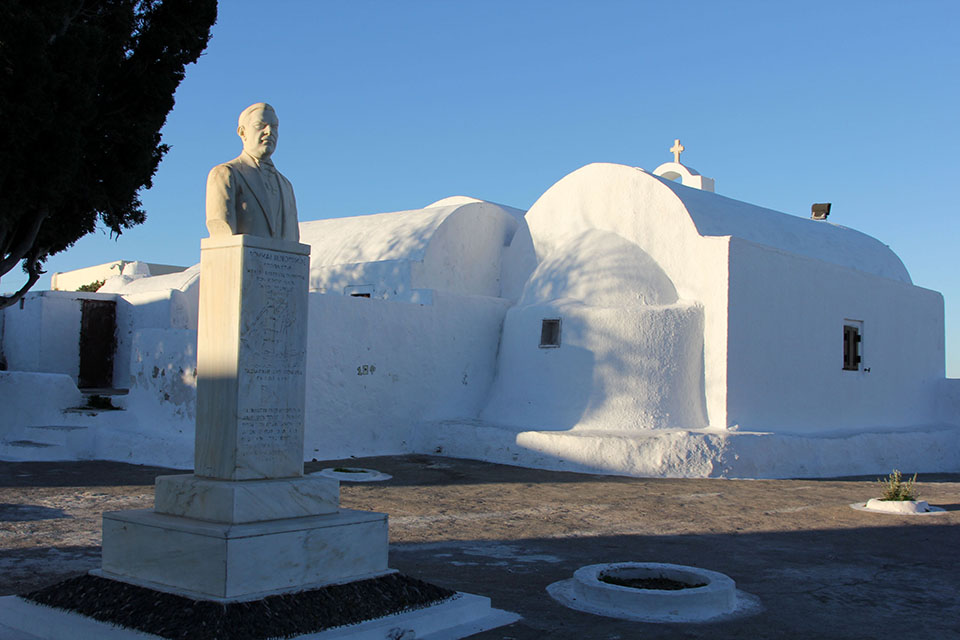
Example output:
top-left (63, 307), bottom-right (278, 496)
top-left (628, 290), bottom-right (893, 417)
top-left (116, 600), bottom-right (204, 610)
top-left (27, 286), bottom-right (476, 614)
top-left (154, 474), bottom-right (339, 524)
top-left (101, 508), bottom-right (388, 601)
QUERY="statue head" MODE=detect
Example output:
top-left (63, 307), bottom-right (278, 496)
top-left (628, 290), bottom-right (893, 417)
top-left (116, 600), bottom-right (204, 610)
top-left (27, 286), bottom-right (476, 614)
top-left (237, 102), bottom-right (278, 161)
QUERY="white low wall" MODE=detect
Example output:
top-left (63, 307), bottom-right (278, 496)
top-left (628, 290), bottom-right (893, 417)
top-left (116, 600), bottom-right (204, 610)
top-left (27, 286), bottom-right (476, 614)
top-left (0, 371), bottom-right (82, 429)
top-left (416, 420), bottom-right (960, 478)
top-left (114, 287), bottom-right (198, 388)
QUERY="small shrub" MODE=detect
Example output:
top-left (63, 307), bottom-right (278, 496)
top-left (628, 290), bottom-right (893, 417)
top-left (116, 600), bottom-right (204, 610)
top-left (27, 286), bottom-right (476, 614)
top-left (76, 279), bottom-right (106, 292)
top-left (877, 469), bottom-right (918, 501)
top-left (332, 467), bottom-right (367, 473)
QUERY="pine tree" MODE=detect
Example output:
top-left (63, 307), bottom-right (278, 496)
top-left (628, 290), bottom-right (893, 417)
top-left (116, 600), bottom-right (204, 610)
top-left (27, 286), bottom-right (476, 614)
top-left (0, 0), bottom-right (217, 307)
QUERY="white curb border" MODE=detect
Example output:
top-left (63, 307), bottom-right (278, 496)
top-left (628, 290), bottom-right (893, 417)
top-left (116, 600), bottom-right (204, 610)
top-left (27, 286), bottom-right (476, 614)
top-left (850, 500), bottom-right (946, 515)
top-left (315, 468), bottom-right (393, 482)
top-left (547, 562), bottom-right (761, 624)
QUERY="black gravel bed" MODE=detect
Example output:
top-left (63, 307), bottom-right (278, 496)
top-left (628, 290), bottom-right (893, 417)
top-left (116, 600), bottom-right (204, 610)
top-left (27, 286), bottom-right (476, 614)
top-left (23, 573), bottom-right (457, 639)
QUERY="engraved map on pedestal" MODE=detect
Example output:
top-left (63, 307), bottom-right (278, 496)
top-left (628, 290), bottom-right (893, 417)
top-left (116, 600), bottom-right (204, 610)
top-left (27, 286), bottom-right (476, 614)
top-left (235, 247), bottom-right (309, 474)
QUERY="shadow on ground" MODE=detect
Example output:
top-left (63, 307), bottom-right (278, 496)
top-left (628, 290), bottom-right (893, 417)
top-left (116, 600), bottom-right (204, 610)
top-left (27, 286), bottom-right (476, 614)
top-left (1, 455), bottom-right (958, 639)
top-left (391, 525), bottom-right (960, 640)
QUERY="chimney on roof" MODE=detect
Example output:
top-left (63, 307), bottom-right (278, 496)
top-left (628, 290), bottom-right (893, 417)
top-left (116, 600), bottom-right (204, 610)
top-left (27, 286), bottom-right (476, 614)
top-left (811, 203), bottom-right (831, 220)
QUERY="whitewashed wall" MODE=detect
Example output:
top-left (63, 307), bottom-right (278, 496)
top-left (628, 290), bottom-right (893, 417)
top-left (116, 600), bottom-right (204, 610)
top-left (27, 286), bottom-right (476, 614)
top-left (303, 291), bottom-right (511, 459)
top-left (481, 300), bottom-right (706, 431)
top-left (310, 260), bottom-right (432, 304)
top-left (520, 162), bottom-right (930, 434)
top-left (726, 237), bottom-right (945, 432)
top-left (1, 291), bottom-right (117, 382)
top-left (108, 266), bottom-right (199, 390)
top-left (482, 228), bottom-right (707, 431)
top-left (522, 164), bottom-right (731, 427)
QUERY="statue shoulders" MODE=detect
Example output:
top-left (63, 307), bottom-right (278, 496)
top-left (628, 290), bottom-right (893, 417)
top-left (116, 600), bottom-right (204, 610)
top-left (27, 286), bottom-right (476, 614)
top-left (208, 154), bottom-right (254, 183)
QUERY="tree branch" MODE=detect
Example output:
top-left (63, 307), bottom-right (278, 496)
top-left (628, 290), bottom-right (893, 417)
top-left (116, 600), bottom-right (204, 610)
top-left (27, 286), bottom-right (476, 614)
top-left (0, 206), bottom-right (48, 277)
top-left (0, 247), bottom-right (43, 310)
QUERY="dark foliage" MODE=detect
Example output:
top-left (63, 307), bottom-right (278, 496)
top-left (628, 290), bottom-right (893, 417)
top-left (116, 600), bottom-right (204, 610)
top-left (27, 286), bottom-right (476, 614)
top-left (0, 0), bottom-right (217, 308)
top-left (76, 278), bottom-right (106, 292)
top-left (24, 572), bottom-right (458, 639)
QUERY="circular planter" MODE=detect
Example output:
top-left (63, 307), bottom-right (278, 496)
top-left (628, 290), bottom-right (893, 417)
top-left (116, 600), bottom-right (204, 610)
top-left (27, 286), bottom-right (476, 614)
top-left (850, 499), bottom-right (945, 515)
top-left (575, 563), bottom-right (736, 619)
top-left (547, 562), bottom-right (758, 623)
top-left (314, 467), bottom-right (392, 482)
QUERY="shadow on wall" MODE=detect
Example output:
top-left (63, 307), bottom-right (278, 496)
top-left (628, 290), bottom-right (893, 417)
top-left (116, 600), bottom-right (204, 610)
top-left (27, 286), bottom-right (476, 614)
top-left (304, 209), bottom-right (449, 268)
top-left (522, 231), bottom-right (676, 307)
top-left (312, 260), bottom-right (426, 303)
top-left (484, 340), bottom-right (596, 431)
top-left (480, 229), bottom-right (706, 433)
top-left (481, 305), bottom-right (707, 432)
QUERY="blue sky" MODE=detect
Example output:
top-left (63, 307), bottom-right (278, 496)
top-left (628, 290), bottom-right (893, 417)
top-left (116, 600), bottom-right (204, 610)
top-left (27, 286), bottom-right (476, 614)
top-left (29, 0), bottom-right (960, 375)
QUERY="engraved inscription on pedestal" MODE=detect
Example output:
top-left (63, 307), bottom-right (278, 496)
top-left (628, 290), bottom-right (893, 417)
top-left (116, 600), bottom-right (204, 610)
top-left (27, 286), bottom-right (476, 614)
top-left (235, 247), bottom-right (308, 477)
top-left (195, 235), bottom-right (311, 481)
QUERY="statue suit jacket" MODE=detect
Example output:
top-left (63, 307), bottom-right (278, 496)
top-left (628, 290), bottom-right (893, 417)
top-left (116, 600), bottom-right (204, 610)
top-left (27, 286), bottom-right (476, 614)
top-left (206, 152), bottom-right (299, 242)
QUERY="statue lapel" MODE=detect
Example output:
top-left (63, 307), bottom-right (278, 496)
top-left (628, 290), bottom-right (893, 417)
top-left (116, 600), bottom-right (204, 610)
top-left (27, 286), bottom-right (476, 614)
top-left (278, 177), bottom-right (294, 240)
top-left (234, 154), bottom-right (276, 237)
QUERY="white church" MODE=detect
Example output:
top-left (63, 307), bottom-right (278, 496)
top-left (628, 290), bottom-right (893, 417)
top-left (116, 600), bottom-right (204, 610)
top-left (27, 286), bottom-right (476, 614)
top-left (2, 148), bottom-right (958, 478)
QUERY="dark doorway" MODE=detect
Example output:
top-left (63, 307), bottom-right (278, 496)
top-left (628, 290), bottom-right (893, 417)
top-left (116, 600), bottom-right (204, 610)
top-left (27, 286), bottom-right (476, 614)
top-left (78, 299), bottom-right (117, 389)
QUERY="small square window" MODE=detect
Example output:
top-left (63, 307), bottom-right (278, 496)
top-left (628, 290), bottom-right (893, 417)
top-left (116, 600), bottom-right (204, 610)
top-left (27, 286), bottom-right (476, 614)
top-left (344, 284), bottom-right (374, 298)
top-left (843, 323), bottom-right (861, 370)
top-left (540, 318), bottom-right (561, 348)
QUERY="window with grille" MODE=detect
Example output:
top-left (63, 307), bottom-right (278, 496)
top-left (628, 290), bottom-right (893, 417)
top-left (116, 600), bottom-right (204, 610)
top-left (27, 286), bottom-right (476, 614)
top-left (843, 323), bottom-right (861, 371)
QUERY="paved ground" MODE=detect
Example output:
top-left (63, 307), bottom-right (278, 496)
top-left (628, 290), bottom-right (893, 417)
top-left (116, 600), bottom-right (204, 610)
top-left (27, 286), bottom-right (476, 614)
top-left (2, 455), bottom-right (959, 639)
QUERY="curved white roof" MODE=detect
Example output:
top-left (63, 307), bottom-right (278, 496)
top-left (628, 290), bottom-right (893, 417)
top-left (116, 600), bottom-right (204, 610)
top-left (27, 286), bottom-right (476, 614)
top-left (525, 163), bottom-right (911, 285)
top-left (300, 199), bottom-right (527, 298)
top-left (299, 198), bottom-right (525, 268)
top-left (657, 173), bottom-right (910, 283)
top-left (300, 206), bottom-right (453, 267)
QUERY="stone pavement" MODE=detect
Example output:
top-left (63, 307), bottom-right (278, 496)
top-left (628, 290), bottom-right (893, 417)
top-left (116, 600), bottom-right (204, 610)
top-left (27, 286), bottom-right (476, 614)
top-left (2, 455), bottom-right (959, 639)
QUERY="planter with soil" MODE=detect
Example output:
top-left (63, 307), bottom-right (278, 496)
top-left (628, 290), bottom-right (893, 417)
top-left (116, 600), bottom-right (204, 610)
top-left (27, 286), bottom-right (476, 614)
top-left (547, 562), bottom-right (759, 623)
top-left (851, 499), bottom-right (945, 515)
top-left (315, 467), bottom-right (392, 482)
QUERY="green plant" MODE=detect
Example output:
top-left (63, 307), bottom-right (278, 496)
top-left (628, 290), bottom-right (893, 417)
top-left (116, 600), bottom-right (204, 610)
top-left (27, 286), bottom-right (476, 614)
top-left (877, 469), bottom-right (918, 501)
top-left (333, 467), bottom-right (367, 474)
top-left (76, 279), bottom-right (105, 292)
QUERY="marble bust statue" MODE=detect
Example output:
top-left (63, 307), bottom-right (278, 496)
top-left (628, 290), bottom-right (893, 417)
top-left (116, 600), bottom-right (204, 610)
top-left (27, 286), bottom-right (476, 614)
top-left (205, 102), bottom-right (300, 241)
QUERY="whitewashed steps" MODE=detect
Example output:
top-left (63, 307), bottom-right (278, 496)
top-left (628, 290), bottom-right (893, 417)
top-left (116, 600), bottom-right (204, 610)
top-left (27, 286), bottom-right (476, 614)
top-left (0, 426), bottom-right (91, 461)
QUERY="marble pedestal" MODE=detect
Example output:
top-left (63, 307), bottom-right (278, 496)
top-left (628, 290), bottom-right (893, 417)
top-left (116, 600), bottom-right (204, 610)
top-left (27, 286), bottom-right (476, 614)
top-left (99, 236), bottom-right (392, 601)
top-left (194, 235), bottom-right (312, 481)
